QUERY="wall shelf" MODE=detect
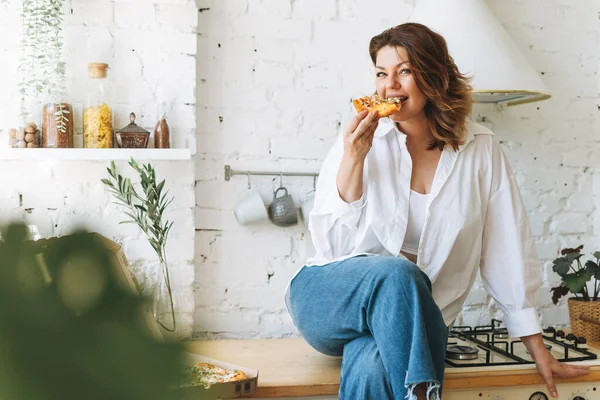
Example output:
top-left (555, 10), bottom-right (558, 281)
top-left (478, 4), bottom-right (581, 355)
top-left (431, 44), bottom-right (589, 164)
top-left (0, 148), bottom-right (192, 161)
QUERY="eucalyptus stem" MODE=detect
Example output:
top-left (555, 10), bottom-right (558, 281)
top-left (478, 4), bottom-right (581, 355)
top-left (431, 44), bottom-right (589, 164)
top-left (102, 158), bottom-right (176, 332)
top-left (19, 0), bottom-right (67, 125)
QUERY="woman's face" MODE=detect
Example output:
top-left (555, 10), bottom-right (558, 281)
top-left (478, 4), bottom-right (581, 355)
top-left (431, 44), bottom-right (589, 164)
top-left (374, 46), bottom-right (428, 123)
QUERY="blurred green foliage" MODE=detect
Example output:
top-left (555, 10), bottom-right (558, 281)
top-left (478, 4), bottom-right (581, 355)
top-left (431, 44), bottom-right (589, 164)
top-left (0, 223), bottom-right (199, 400)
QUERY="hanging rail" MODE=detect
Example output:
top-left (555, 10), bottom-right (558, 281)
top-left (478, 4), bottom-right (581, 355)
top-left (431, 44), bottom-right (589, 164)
top-left (224, 165), bottom-right (319, 181)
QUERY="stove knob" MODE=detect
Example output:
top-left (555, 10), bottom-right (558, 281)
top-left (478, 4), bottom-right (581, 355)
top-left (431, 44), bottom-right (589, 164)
top-left (572, 396), bottom-right (586, 400)
top-left (528, 392), bottom-right (548, 400)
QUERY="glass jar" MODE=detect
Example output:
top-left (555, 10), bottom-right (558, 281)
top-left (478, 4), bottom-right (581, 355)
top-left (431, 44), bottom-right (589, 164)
top-left (153, 114), bottom-right (171, 148)
top-left (42, 103), bottom-right (74, 148)
top-left (84, 63), bottom-right (113, 148)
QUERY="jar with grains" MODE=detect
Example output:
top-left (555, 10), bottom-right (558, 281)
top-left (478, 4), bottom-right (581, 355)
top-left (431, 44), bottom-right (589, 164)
top-left (42, 103), bottom-right (73, 148)
top-left (84, 63), bottom-right (113, 148)
top-left (154, 114), bottom-right (171, 149)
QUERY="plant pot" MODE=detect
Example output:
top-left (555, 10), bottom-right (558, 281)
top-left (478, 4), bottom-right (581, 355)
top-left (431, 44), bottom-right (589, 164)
top-left (568, 298), bottom-right (600, 341)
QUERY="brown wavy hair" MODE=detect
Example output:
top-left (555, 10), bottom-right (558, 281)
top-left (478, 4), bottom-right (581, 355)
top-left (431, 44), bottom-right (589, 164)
top-left (369, 23), bottom-right (473, 151)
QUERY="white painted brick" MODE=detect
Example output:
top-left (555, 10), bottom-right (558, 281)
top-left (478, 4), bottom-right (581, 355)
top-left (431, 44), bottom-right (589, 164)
top-left (299, 63), bottom-right (342, 90)
top-left (156, 4), bottom-right (198, 32)
top-left (197, 11), bottom-right (236, 38)
top-left (273, 88), bottom-right (351, 114)
top-left (529, 215), bottom-right (546, 237)
top-left (254, 38), bottom-right (295, 63)
top-left (65, 0), bottom-right (114, 27)
top-left (313, 20), bottom-right (384, 45)
top-left (299, 112), bottom-right (342, 140)
top-left (260, 311), bottom-right (298, 337)
top-left (111, 50), bottom-right (144, 81)
top-left (271, 135), bottom-right (334, 160)
top-left (114, 29), bottom-right (197, 54)
top-left (535, 240), bottom-right (560, 260)
top-left (165, 235), bottom-right (195, 262)
top-left (210, 232), bottom-right (292, 260)
top-left (195, 208), bottom-right (241, 230)
top-left (566, 192), bottom-right (594, 213)
top-left (195, 156), bottom-right (222, 181)
top-left (463, 289), bottom-right (489, 306)
top-left (539, 307), bottom-right (570, 327)
top-left (233, 15), bottom-right (312, 40)
top-left (114, 2), bottom-right (156, 29)
top-left (563, 148), bottom-right (598, 167)
top-left (254, 61), bottom-right (296, 87)
top-left (194, 309), bottom-right (260, 334)
top-left (248, 0), bottom-right (292, 18)
top-left (340, 0), bottom-right (411, 20)
top-left (550, 214), bottom-right (591, 234)
top-left (196, 0), bottom-right (248, 14)
top-left (292, 0), bottom-right (337, 20)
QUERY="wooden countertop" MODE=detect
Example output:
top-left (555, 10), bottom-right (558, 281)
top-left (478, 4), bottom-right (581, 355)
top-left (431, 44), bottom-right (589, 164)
top-left (185, 338), bottom-right (600, 398)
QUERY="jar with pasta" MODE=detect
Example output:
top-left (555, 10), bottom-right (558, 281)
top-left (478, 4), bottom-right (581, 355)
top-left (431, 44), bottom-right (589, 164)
top-left (84, 63), bottom-right (114, 148)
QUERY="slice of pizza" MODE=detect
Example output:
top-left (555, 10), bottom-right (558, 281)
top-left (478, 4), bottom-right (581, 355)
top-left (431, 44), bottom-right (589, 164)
top-left (352, 95), bottom-right (404, 117)
top-left (182, 361), bottom-right (248, 389)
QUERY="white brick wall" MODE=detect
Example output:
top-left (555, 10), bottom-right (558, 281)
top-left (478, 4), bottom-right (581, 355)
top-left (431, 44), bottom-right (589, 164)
top-left (2, 0), bottom-right (597, 340)
top-left (195, 0), bottom-right (599, 339)
top-left (0, 0), bottom-right (197, 338)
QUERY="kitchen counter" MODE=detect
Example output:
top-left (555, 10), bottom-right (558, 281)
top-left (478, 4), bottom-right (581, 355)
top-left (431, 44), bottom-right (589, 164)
top-left (185, 337), bottom-right (600, 398)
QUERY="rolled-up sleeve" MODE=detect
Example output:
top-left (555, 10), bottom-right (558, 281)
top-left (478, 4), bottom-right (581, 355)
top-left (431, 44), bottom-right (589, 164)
top-left (308, 134), bottom-right (367, 262)
top-left (479, 139), bottom-right (542, 338)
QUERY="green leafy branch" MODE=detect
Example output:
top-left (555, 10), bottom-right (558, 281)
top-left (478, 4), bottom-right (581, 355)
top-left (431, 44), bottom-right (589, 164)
top-left (101, 158), bottom-right (174, 263)
top-left (101, 158), bottom-right (176, 332)
top-left (19, 0), bottom-right (68, 129)
top-left (551, 245), bottom-right (600, 304)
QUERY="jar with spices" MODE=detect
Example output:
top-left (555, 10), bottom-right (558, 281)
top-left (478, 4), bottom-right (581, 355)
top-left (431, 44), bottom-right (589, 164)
top-left (42, 103), bottom-right (73, 148)
top-left (84, 63), bottom-right (113, 148)
top-left (154, 114), bottom-right (171, 148)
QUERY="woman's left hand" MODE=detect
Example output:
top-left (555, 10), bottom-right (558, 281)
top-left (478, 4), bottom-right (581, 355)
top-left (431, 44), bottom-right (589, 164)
top-left (531, 346), bottom-right (590, 398)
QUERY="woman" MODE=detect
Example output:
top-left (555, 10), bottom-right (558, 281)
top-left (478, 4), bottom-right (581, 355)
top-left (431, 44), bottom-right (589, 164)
top-left (284, 23), bottom-right (590, 400)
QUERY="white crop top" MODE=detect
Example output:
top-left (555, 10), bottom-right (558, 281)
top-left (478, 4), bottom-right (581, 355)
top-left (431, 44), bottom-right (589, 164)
top-left (400, 190), bottom-right (429, 256)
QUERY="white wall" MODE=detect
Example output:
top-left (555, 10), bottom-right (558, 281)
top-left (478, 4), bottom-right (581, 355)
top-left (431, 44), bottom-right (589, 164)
top-left (0, 0), bottom-right (198, 338)
top-left (194, 0), bottom-right (599, 339)
top-left (1, 0), bottom-right (597, 341)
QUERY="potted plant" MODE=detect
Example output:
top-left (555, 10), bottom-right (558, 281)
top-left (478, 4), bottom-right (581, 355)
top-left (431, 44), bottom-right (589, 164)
top-left (550, 245), bottom-right (600, 340)
top-left (19, 0), bottom-right (73, 148)
top-left (102, 158), bottom-right (178, 334)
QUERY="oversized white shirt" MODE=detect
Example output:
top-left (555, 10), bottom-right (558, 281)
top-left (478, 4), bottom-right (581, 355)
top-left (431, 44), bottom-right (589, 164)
top-left (285, 118), bottom-right (542, 338)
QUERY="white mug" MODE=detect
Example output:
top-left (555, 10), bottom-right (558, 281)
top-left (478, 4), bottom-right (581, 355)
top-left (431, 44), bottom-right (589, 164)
top-left (234, 189), bottom-right (268, 225)
top-left (299, 191), bottom-right (315, 228)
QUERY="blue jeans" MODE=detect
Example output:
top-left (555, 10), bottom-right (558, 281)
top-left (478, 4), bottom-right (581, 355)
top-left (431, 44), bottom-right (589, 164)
top-left (289, 255), bottom-right (448, 400)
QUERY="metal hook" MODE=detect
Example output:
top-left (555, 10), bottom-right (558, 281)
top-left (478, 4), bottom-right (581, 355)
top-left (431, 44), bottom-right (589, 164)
top-left (279, 173), bottom-right (283, 188)
top-left (246, 173), bottom-right (251, 189)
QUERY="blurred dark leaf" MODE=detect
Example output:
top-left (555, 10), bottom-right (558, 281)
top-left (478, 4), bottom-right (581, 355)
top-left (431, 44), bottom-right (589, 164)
top-left (0, 223), bottom-right (195, 400)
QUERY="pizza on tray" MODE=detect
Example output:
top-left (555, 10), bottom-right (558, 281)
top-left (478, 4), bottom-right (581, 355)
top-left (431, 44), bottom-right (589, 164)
top-left (352, 95), bottom-right (405, 117)
top-left (181, 361), bottom-right (248, 389)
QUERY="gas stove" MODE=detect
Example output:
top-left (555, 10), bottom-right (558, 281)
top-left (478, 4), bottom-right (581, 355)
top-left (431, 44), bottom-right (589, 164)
top-left (445, 318), bottom-right (597, 368)
top-left (443, 319), bottom-right (600, 400)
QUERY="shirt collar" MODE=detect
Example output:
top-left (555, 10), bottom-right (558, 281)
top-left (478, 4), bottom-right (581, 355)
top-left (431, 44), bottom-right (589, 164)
top-left (374, 118), bottom-right (493, 153)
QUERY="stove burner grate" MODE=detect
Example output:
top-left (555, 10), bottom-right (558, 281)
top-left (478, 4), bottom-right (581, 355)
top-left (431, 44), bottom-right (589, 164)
top-left (446, 345), bottom-right (479, 360)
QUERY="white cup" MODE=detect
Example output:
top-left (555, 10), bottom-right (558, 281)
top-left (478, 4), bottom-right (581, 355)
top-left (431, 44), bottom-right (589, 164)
top-left (234, 189), bottom-right (268, 225)
top-left (299, 191), bottom-right (315, 228)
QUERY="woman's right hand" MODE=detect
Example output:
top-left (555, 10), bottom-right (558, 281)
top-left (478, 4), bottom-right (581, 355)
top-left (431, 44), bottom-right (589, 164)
top-left (343, 110), bottom-right (380, 162)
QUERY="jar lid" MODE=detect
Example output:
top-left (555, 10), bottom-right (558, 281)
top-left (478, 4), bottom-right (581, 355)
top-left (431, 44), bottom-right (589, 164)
top-left (116, 113), bottom-right (150, 134)
top-left (88, 63), bottom-right (109, 78)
